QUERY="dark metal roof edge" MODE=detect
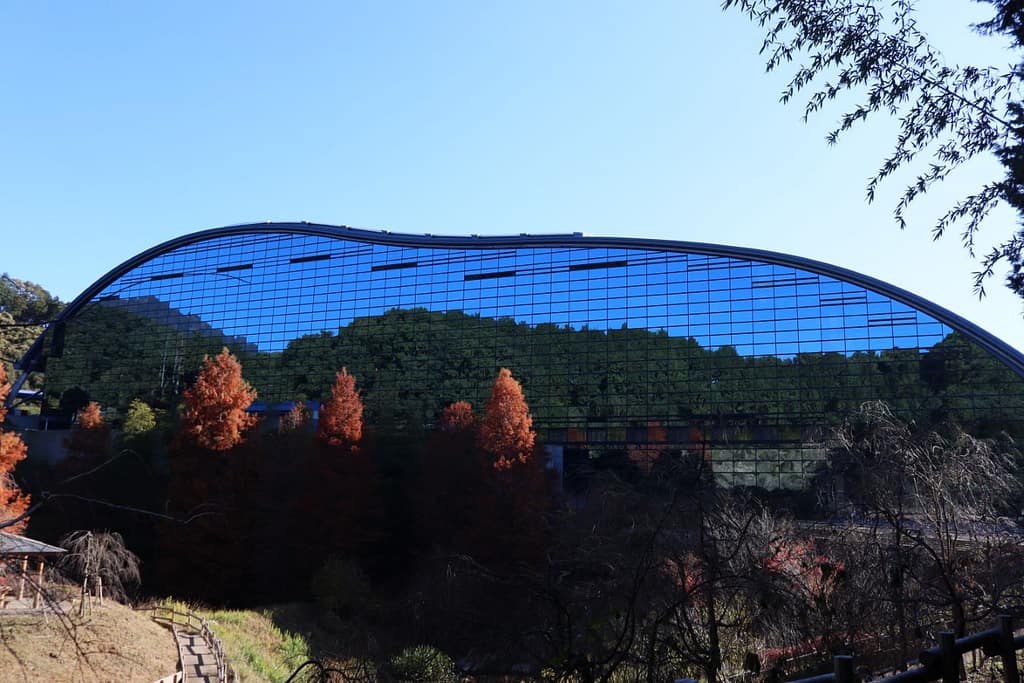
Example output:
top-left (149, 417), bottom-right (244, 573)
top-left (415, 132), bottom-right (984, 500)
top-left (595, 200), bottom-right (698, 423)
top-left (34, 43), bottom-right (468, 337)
top-left (17, 221), bottom-right (1024, 381)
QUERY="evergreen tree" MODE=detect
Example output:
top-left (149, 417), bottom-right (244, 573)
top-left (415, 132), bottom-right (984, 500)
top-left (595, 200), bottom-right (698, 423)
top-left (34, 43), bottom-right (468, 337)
top-left (122, 399), bottom-right (156, 437)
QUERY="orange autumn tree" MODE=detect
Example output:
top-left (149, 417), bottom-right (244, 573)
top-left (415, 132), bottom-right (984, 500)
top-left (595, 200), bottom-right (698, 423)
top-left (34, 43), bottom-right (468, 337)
top-left (161, 349), bottom-right (256, 600)
top-left (66, 400), bottom-right (110, 463)
top-left (180, 348), bottom-right (257, 451)
top-left (278, 401), bottom-right (310, 434)
top-left (300, 368), bottom-right (370, 576)
top-left (440, 400), bottom-right (476, 432)
top-left (0, 365), bottom-right (30, 533)
top-left (479, 368), bottom-right (536, 470)
top-left (77, 401), bottom-right (104, 430)
top-left (473, 368), bottom-right (551, 566)
top-left (317, 368), bottom-right (363, 450)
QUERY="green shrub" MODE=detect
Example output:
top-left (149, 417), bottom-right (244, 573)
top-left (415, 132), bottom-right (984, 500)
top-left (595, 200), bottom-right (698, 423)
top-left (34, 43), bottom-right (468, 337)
top-left (388, 644), bottom-right (458, 682)
top-left (123, 399), bottom-right (156, 436)
top-left (310, 556), bottom-right (370, 616)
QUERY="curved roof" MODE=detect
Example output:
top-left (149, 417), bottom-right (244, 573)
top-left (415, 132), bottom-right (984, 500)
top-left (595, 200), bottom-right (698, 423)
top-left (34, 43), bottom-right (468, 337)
top-left (16, 221), bottom-right (1024, 382)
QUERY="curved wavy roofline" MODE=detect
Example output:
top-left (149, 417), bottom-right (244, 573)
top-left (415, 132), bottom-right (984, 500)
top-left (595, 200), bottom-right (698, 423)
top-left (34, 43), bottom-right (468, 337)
top-left (17, 221), bottom-right (1024, 382)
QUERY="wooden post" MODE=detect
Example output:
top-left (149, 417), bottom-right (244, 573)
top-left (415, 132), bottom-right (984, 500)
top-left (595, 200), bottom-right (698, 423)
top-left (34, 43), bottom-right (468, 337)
top-left (17, 555), bottom-right (27, 600)
top-left (95, 575), bottom-right (103, 604)
top-left (32, 559), bottom-right (44, 609)
top-left (1000, 615), bottom-right (1020, 683)
top-left (940, 631), bottom-right (959, 683)
top-left (834, 655), bottom-right (855, 683)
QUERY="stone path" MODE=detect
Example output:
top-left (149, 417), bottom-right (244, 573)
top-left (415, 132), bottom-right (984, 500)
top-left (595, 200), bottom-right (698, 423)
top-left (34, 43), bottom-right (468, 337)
top-left (174, 627), bottom-right (220, 683)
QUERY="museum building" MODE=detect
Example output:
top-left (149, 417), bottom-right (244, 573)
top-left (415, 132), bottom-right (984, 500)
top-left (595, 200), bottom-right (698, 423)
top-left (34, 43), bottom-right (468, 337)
top-left (13, 223), bottom-right (1024, 489)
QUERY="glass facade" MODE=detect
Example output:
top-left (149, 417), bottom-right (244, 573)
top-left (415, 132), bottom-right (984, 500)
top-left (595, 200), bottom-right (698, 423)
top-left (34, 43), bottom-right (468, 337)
top-left (31, 226), bottom-right (1024, 489)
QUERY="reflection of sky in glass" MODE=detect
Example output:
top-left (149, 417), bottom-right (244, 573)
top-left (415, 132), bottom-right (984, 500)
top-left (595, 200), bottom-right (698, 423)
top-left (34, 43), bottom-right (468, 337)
top-left (94, 232), bottom-right (950, 355)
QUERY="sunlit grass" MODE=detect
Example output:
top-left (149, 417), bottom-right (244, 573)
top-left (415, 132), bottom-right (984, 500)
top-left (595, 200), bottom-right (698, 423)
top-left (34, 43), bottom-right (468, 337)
top-left (160, 598), bottom-right (312, 682)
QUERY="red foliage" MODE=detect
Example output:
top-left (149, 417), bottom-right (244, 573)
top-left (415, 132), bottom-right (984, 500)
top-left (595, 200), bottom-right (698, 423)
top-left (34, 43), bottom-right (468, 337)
top-left (479, 368), bottom-right (536, 470)
top-left (760, 635), bottom-right (833, 669)
top-left (278, 401), bottom-right (310, 434)
top-left (662, 555), bottom-right (705, 599)
top-left (418, 382), bottom-right (552, 567)
top-left (317, 368), bottom-right (363, 450)
top-left (299, 371), bottom-right (374, 575)
top-left (160, 350), bottom-right (258, 596)
top-left (0, 366), bottom-right (30, 533)
top-left (63, 400), bottom-right (110, 465)
top-left (0, 368), bottom-right (10, 425)
top-left (77, 401), bottom-right (104, 430)
top-left (440, 400), bottom-right (475, 431)
top-left (180, 348), bottom-right (257, 451)
top-left (764, 539), bottom-right (844, 604)
top-left (474, 369), bottom-right (552, 563)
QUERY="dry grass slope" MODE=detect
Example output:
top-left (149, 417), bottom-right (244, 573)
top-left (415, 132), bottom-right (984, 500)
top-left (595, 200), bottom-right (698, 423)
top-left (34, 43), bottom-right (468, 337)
top-left (0, 601), bottom-right (179, 683)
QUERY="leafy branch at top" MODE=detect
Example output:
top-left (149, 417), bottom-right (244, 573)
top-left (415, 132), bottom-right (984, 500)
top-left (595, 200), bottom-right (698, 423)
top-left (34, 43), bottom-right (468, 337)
top-left (723, 0), bottom-right (1024, 298)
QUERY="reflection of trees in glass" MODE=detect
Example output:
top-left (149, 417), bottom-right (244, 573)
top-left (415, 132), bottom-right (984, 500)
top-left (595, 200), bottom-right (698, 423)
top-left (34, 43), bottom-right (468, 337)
top-left (43, 301), bottom-right (234, 412)
top-left (43, 304), bottom-right (1024, 446)
top-left (123, 399), bottom-right (156, 437)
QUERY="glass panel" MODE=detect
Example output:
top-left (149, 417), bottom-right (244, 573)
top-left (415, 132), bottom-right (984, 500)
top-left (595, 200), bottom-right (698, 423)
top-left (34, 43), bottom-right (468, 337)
top-left (40, 231), bottom-right (1024, 492)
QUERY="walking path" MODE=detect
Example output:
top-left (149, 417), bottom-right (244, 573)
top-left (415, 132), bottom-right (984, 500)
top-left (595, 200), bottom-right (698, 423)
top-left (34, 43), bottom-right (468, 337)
top-left (174, 626), bottom-right (220, 683)
top-left (147, 606), bottom-right (228, 683)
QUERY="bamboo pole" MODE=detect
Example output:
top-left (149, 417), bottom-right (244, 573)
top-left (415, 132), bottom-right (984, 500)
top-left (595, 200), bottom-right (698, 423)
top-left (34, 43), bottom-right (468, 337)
top-left (79, 576), bottom-right (88, 616)
top-left (17, 555), bottom-right (27, 600)
top-left (32, 559), bottom-right (44, 609)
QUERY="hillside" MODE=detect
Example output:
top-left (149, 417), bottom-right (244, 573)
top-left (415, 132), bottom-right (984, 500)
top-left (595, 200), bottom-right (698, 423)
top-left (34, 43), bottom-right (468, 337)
top-left (0, 601), bottom-right (179, 682)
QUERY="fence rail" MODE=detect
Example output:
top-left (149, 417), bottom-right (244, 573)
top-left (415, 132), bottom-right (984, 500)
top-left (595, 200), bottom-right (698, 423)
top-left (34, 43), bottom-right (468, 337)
top-left (145, 605), bottom-right (229, 683)
top-left (787, 615), bottom-right (1022, 683)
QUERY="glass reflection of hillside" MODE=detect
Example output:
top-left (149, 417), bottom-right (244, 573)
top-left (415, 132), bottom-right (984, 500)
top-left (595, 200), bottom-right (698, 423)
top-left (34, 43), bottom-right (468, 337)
top-left (42, 303), bottom-right (1024, 490)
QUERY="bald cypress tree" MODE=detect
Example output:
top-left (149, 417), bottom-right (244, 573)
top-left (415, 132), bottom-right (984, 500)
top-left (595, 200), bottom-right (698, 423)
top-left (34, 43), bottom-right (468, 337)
top-left (180, 348), bottom-right (257, 452)
top-left (479, 368), bottom-right (536, 471)
top-left (160, 349), bottom-right (257, 600)
top-left (316, 368), bottom-right (363, 451)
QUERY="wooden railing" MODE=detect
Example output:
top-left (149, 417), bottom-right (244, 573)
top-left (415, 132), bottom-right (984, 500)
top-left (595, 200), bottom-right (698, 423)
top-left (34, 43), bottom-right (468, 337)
top-left (787, 615), bottom-right (1022, 683)
top-left (146, 605), bottom-right (230, 683)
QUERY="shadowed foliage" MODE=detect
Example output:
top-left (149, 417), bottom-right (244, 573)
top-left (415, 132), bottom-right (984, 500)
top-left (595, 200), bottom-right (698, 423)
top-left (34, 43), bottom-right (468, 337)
top-left (0, 364), bottom-right (30, 532)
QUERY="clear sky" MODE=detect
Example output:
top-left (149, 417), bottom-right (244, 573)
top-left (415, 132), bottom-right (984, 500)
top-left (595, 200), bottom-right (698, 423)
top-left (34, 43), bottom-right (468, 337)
top-left (3, 1), bottom-right (1023, 351)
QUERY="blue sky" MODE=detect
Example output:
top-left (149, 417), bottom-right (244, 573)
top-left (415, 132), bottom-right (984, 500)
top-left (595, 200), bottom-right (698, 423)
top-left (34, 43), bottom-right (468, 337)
top-left (3, 1), bottom-right (1023, 350)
